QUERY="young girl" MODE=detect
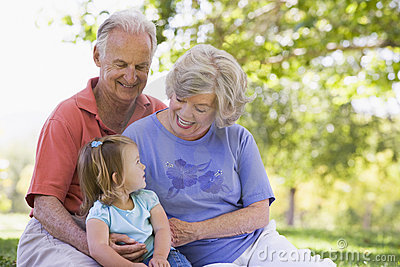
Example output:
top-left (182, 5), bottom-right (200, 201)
top-left (78, 135), bottom-right (191, 267)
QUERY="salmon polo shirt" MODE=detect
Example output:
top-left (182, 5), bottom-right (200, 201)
top-left (26, 77), bottom-right (166, 215)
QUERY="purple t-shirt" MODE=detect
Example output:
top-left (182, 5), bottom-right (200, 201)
top-left (123, 110), bottom-right (275, 267)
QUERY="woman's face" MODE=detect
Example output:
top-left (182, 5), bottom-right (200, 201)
top-left (167, 93), bottom-right (217, 141)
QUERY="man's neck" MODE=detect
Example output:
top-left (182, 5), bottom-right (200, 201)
top-left (93, 85), bottom-right (138, 134)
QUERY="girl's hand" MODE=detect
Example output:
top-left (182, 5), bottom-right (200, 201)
top-left (148, 256), bottom-right (170, 267)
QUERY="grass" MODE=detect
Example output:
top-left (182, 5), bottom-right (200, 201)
top-left (0, 239), bottom-right (18, 267)
top-left (0, 213), bottom-right (30, 267)
top-left (0, 213), bottom-right (399, 266)
top-left (279, 227), bottom-right (400, 266)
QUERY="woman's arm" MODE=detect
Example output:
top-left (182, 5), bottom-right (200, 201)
top-left (149, 204), bottom-right (171, 266)
top-left (86, 219), bottom-right (146, 267)
top-left (169, 199), bottom-right (270, 247)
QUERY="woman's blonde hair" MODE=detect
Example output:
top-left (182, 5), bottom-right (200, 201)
top-left (165, 44), bottom-right (253, 127)
top-left (77, 135), bottom-right (136, 217)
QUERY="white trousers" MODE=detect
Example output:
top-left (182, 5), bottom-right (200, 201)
top-left (205, 220), bottom-right (336, 267)
top-left (17, 218), bottom-right (336, 267)
top-left (17, 218), bottom-right (99, 267)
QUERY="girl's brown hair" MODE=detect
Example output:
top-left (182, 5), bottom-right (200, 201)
top-left (77, 135), bottom-right (137, 217)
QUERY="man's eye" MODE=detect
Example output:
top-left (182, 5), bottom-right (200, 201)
top-left (136, 65), bottom-right (148, 70)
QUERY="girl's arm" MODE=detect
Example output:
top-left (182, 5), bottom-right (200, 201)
top-left (169, 199), bottom-right (270, 247)
top-left (149, 204), bottom-right (171, 266)
top-left (86, 218), bottom-right (146, 267)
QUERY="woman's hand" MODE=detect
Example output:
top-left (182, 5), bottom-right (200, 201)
top-left (109, 233), bottom-right (148, 262)
top-left (169, 218), bottom-right (198, 247)
top-left (169, 200), bottom-right (270, 248)
top-left (148, 256), bottom-right (170, 267)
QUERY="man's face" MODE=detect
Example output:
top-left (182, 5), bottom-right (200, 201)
top-left (94, 28), bottom-right (152, 104)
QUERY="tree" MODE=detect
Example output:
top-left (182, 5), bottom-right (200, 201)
top-left (51, 0), bottom-right (400, 228)
top-left (0, 142), bottom-right (34, 213)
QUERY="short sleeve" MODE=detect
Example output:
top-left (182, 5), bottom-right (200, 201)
top-left (135, 189), bottom-right (160, 211)
top-left (26, 118), bottom-right (80, 208)
top-left (86, 201), bottom-right (111, 226)
top-left (237, 129), bottom-right (275, 207)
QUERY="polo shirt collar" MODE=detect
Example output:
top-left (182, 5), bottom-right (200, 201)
top-left (76, 77), bottom-right (151, 115)
top-left (76, 77), bottom-right (152, 131)
top-left (76, 77), bottom-right (100, 115)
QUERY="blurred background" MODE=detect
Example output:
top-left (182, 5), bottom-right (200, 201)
top-left (1, 0), bottom-right (399, 265)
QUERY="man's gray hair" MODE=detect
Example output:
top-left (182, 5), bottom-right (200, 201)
top-left (165, 44), bottom-right (253, 128)
top-left (96, 9), bottom-right (157, 59)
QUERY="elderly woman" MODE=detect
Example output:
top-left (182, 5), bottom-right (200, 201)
top-left (123, 44), bottom-right (335, 266)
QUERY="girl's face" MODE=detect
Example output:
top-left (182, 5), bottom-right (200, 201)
top-left (121, 144), bottom-right (146, 193)
top-left (167, 93), bottom-right (217, 141)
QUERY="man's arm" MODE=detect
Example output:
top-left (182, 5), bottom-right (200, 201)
top-left (33, 195), bottom-right (90, 254)
top-left (33, 195), bottom-right (148, 261)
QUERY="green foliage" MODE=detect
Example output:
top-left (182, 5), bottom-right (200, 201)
top-left (32, 0), bottom-right (400, 230)
top-left (0, 194), bottom-right (11, 212)
top-left (0, 142), bottom-right (34, 213)
top-left (280, 227), bottom-right (400, 266)
top-left (0, 238), bottom-right (18, 267)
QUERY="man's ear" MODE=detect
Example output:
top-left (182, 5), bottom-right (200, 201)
top-left (111, 172), bottom-right (119, 184)
top-left (93, 45), bottom-right (101, 67)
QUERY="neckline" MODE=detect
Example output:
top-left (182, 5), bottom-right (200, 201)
top-left (112, 194), bottom-right (136, 213)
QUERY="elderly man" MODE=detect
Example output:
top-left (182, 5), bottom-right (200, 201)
top-left (17, 9), bottom-right (166, 266)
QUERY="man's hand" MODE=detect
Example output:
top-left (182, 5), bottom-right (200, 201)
top-left (109, 233), bottom-right (148, 262)
top-left (169, 218), bottom-right (197, 247)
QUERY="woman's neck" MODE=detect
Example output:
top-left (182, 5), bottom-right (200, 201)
top-left (156, 109), bottom-right (171, 132)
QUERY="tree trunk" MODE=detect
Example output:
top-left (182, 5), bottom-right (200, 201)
top-left (287, 187), bottom-right (296, 226)
top-left (362, 202), bottom-right (372, 230)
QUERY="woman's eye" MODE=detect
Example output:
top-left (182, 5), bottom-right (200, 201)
top-left (176, 97), bottom-right (184, 103)
top-left (196, 108), bottom-right (206, 113)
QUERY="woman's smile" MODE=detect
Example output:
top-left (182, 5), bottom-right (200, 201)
top-left (166, 93), bottom-right (217, 141)
top-left (176, 115), bottom-right (195, 129)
